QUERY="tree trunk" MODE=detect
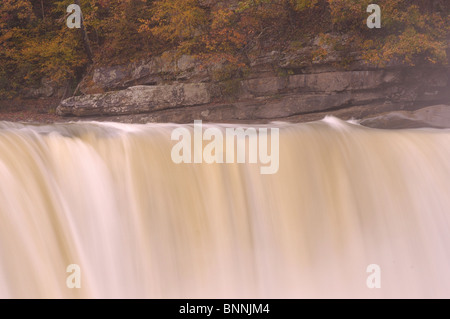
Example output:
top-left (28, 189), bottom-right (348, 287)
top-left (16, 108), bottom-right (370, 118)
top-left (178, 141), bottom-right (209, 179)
top-left (283, 0), bottom-right (295, 28)
top-left (74, 0), bottom-right (93, 64)
top-left (40, 0), bottom-right (45, 19)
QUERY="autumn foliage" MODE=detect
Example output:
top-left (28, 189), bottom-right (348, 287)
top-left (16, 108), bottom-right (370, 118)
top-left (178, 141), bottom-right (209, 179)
top-left (0, 0), bottom-right (449, 98)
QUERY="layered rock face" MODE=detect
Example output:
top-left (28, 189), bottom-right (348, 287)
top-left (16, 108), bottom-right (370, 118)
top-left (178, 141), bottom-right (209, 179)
top-left (56, 49), bottom-right (450, 122)
top-left (57, 83), bottom-right (211, 117)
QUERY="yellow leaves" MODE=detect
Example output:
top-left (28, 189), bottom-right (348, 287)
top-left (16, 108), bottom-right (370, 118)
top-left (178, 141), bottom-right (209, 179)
top-left (0, 0), bottom-right (35, 29)
top-left (17, 29), bottom-right (86, 84)
top-left (360, 25), bottom-right (448, 67)
top-left (144, 0), bottom-right (207, 43)
top-left (1, 0), bottom-right (449, 99)
top-left (326, 0), bottom-right (449, 66)
top-left (292, 0), bottom-right (318, 11)
top-left (312, 47), bottom-right (328, 62)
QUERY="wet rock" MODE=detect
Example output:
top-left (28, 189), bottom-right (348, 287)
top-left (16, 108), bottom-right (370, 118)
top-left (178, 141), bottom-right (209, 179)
top-left (360, 105), bottom-right (450, 129)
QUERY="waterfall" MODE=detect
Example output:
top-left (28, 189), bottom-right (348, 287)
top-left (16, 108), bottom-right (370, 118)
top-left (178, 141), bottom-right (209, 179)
top-left (1, 118), bottom-right (450, 298)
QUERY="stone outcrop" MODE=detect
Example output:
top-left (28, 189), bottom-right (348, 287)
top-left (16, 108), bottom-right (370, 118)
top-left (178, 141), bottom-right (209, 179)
top-left (57, 83), bottom-right (211, 117)
top-left (21, 78), bottom-right (68, 99)
top-left (57, 45), bottom-right (450, 122)
top-left (361, 105), bottom-right (450, 129)
top-left (78, 52), bottom-right (208, 95)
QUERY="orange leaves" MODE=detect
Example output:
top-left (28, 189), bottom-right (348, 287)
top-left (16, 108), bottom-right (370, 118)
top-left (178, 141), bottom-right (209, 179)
top-left (203, 8), bottom-right (246, 53)
top-left (137, 1), bottom-right (249, 64)
top-left (1, 0), bottom-right (449, 99)
top-left (0, 0), bottom-right (90, 97)
top-left (140, 0), bottom-right (207, 43)
top-left (326, 0), bottom-right (449, 66)
top-left (291, 0), bottom-right (319, 11)
top-left (0, 0), bottom-right (35, 29)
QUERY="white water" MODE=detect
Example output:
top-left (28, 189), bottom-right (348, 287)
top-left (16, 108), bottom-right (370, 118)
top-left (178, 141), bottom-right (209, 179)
top-left (1, 118), bottom-right (450, 298)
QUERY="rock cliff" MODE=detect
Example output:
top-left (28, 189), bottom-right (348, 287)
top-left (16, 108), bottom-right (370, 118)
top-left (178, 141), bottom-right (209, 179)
top-left (56, 47), bottom-right (450, 123)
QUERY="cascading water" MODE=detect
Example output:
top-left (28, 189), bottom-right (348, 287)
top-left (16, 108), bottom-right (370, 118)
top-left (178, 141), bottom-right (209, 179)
top-left (1, 118), bottom-right (450, 298)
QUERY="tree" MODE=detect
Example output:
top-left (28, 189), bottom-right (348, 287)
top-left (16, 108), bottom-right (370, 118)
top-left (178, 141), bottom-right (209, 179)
top-left (0, 0), bottom-right (448, 100)
top-left (74, 0), bottom-right (93, 63)
top-left (327, 0), bottom-right (450, 66)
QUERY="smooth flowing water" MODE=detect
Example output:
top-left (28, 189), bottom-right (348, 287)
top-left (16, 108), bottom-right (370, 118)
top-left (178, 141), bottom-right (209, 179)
top-left (1, 118), bottom-right (450, 298)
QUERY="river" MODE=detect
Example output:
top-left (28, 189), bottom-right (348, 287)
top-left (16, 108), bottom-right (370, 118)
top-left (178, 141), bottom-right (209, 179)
top-left (1, 118), bottom-right (449, 298)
